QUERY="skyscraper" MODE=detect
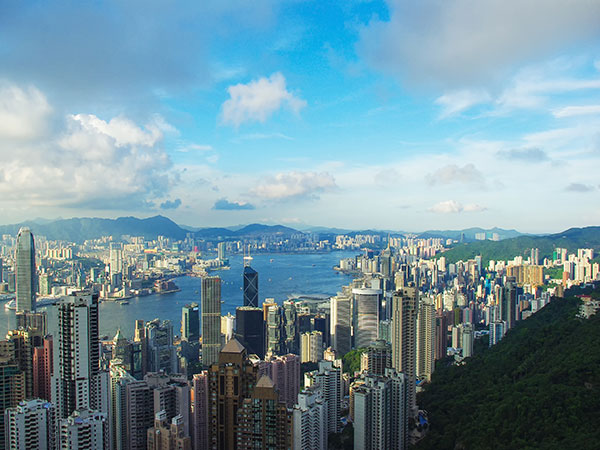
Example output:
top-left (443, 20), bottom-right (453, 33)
top-left (502, 277), bottom-right (517, 330)
top-left (352, 287), bottom-right (381, 348)
top-left (58, 408), bottom-right (109, 450)
top-left (330, 292), bottom-right (352, 355)
top-left (181, 303), bottom-right (200, 362)
top-left (192, 371), bottom-right (209, 450)
top-left (235, 306), bottom-right (265, 358)
top-left (236, 375), bottom-right (292, 450)
top-left (304, 360), bottom-right (342, 434)
top-left (292, 387), bottom-right (328, 450)
top-left (391, 286), bottom-right (418, 413)
top-left (201, 276), bottom-right (222, 367)
top-left (416, 297), bottom-right (436, 381)
top-left (208, 339), bottom-right (258, 450)
top-left (283, 300), bottom-right (299, 354)
top-left (300, 331), bottom-right (323, 363)
top-left (15, 227), bottom-right (36, 312)
top-left (146, 411), bottom-right (192, 450)
top-left (145, 319), bottom-right (178, 374)
top-left (242, 265), bottom-right (259, 307)
top-left (362, 339), bottom-right (392, 376)
top-left (266, 303), bottom-right (283, 355)
top-left (50, 291), bottom-right (109, 420)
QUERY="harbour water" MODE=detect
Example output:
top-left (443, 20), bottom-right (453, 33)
top-left (0, 251), bottom-right (357, 339)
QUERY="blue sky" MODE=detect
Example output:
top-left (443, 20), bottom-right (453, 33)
top-left (1, 0), bottom-right (600, 232)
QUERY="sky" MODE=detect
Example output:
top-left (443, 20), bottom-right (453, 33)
top-left (1, 0), bottom-right (600, 233)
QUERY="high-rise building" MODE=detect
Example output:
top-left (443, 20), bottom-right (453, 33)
top-left (300, 331), bottom-right (323, 363)
top-left (109, 364), bottom-right (136, 450)
top-left (147, 411), bottom-right (192, 450)
top-left (15, 227), bottom-right (36, 312)
top-left (50, 292), bottom-right (109, 420)
top-left (0, 364), bottom-right (26, 449)
top-left (462, 323), bottom-right (474, 358)
top-left (282, 301), bottom-right (299, 354)
top-left (362, 339), bottom-right (392, 376)
top-left (304, 360), bottom-right (342, 434)
top-left (260, 353), bottom-right (301, 408)
top-left (292, 387), bottom-right (328, 450)
top-left (434, 314), bottom-right (448, 361)
top-left (352, 287), bottom-right (381, 349)
top-left (353, 369), bottom-right (407, 450)
top-left (125, 380), bottom-right (154, 450)
top-left (242, 265), bottom-right (259, 308)
top-left (4, 399), bottom-right (56, 450)
top-left (217, 242), bottom-right (226, 261)
top-left (5, 327), bottom-right (43, 398)
top-left (33, 336), bottom-right (53, 401)
top-left (391, 286), bottom-right (418, 413)
top-left (489, 321), bottom-right (506, 347)
top-left (236, 375), bottom-right (292, 450)
top-left (145, 319), bottom-right (178, 374)
top-left (502, 277), bottom-right (517, 330)
top-left (145, 373), bottom-right (191, 438)
top-left (221, 313), bottom-right (235, 345)
top-left (192, 371), bottom-right (209, 450)
top-left (201, 276), bottom-right (222, 367)
top-left (266, 303), bottom-right (283, 355)
top-left (58, 408), bottom-right (109, 450)
top-left (181, 303), bottom-right (200, 362)
top-left (109, 242), bottom-right (123, 278)
top-left (208, 339), bottom-right (258, 450)
top-left (235, 306), bottom-right (265, 358)
top-left (416, 298), bottom-right (436, 381)
top-left (330, 292), bottom-right (352, 355)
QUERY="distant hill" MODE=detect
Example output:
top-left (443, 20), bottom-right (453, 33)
top-left (436, 226), bottom-right (600, 264)
top-left (418, 227), bottom-right (525, 241)
top-left (0, 215), bottom-right (189, 242)
top-left (193, 223), bottom-right (301, 239)
top-left (416, 287), bottom-right (600, 450)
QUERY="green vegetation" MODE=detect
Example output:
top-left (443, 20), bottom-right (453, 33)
top-left (436, 226), bottom-right (600, 264)
top-left (328, 424), bottom-right (354, 449)
top-left (341, 348), bottom-right (366, 374)
top-left (544, 266), bottom-right (564, 280)
top-left (415, 289), bottom-right (600, 450)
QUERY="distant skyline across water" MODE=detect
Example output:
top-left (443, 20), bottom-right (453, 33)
top-left (0, 251), bottom-right (356, 339)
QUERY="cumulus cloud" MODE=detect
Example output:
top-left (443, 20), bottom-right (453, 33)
top-left (213, 198), bottom-right (255, 210)
top-left (160, 199), bottom-right (182, 210)
top-left (0, 83), bottom-right (176, 209)
top-left (0, 84), bottom-right (52, 140)
top-left (359, 0), bottom-right (600, 89)
top-left (565, 183), bottom-right (595, 192)
top-left (221, 73), bottom-right (306, 127)
top-left (426, 164), bottom-right (484, 186)
top-left (252, 171), bottom-right (336, 200)
top-left (428, 200), bottom-right (487, 214)
top-left (497, 148), bottom-right (550, 162)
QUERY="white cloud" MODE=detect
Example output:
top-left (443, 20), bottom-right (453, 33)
top-left (435, 89), bottom-right (491, 118)
top-left (553, 105), bottom-right (600, 118)
top-left (359, 0), bottom-right (600, 89)
top-left (428, 200), bottom-right (486, 214)
top-left (426, 164), bottom-right (484, 186)
top-left (252, 171), bottom-right (336, 200)
top-left (0, 83), bottom-right (52, 140)
top-left (221, 73), bottom-right (306, 127)
top-left (0, 83), bottom-right (175, 209)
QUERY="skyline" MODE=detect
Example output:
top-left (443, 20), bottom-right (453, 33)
top-left (1, 1), bottom-right (600, 232)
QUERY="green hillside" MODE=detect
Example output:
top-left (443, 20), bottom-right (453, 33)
top-left (436, 226), bottom-right (600, 264)
top-left (415, 287), bottom-right (600, 450)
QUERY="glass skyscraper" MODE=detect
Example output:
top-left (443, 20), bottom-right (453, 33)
top-left (243, 266), bottom-right (259, 307)
top-left (16, 227), bottom-right (36, 312)
top-left (201, 276), bottom-right (222, 367)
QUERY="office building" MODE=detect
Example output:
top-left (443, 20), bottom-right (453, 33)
top-left (502, 278), bottom-right (517, 330)
top-left (236, 375), bottom-right (292, 450)
top-left (416, 298), bottom-right (436, 381)
top-left (181, 303), bottom-right (200, 362)
top-left (145, 319), bottom-right (178, 374)
top-left (362, 339), bottom-right (392, 376)
top-left (147, 411), bottom-right (192, 450)
top-left (292, 387), bottom-right (328, 450)
top-left (243, 265), bottom-right (259, 307)
top-left (58, 408), bottom-right (109, 450)
top-left (282, 301), bottom-right (299, 355)
top-left (201, 276), bottom-right (222, 367)
top-left (109, 242), bottom-right (123, 278)
top-left (352, 287), bottom-right (381, 349)
top-left (33, 336), bottom-right (53, 401)
top-left (301, 331), bottom-right (323, 363)
top-left (235, 306), bottom-right (265, 358)
top-left (391, 286), bottom-right (418, 413)
top-left (208, 339), bottom-right (258, 450)
top-left (353, 369), bottom-right (407, 450)
top-left (15, 227), bottom-right (36, 312)
top-left (4, 399), bottom-right (56, 450)
top-left (330, 292), bottom-right (352, 355)
top-left (266, 303), bottom-right (284, 355)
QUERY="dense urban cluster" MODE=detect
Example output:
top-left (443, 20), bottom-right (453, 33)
top-left (0, 227), bottom-right (598, 450)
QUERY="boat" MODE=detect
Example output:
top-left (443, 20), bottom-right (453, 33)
top-left (118, 300), bottom-right (130, 305)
